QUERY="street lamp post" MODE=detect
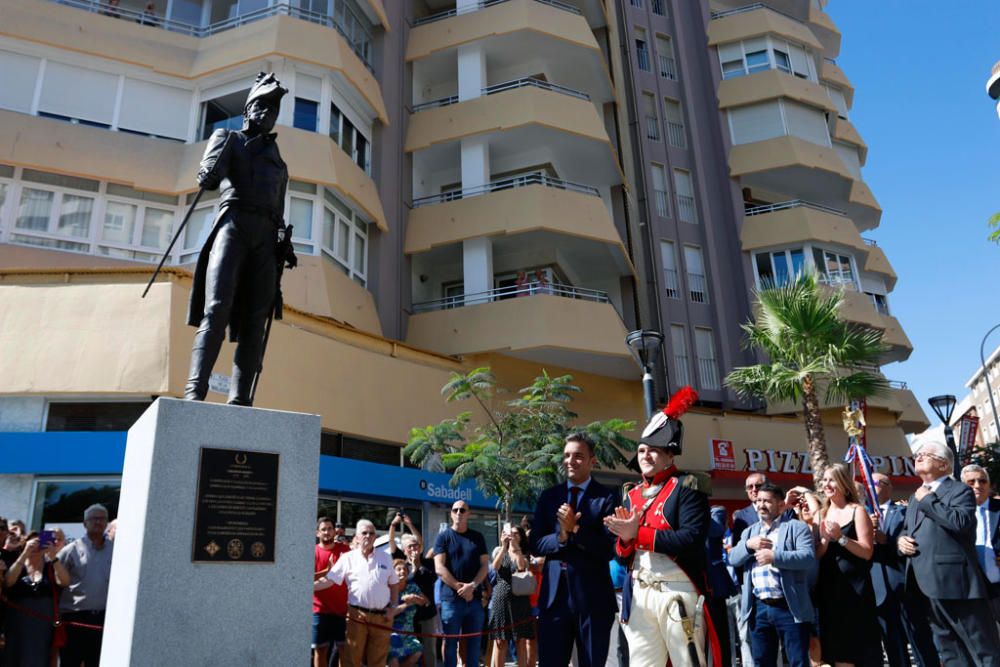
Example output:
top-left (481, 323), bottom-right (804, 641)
top-left (626, 330), bottom-right (665, 420)
top-left (980, 324), bottom-right (1000, 444)
top-left (928, 394), bottom-right (958, 462)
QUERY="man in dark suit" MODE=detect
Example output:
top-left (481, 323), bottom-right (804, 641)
top-left (898, 440), bottom-right (1000, 665)
top-left (960, 463), bottom-right (1000, 618)
top-left (531, 433), bottom-right (618, 667)
top-left (869, 473), bottom-right (937, 666)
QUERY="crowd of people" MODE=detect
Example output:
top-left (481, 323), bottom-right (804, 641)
top-left (2, 401), bottom-right (1000, 667)
top-left (0, 504), bottom-right (113, 667)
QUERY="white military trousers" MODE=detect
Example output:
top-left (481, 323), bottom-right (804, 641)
top-left (623, 573), bottom-right (704, 666)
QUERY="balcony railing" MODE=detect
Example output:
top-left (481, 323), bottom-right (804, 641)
top-left (863, 237), bottom-right (877, 247)
top-left (744, 200), bottom-right (847, 217)
top-left (710, 3), bottom-right (800, 23)
top-left (817, 270), bottom-right (856, 290)
top-left (654, 189), bottom-right (669, 218)
top-left (658, 55), bottom-right (678, 80)
top-left (663, 268), bottom-right (679, 298)
top-left (678, 195), bottom-right (697, 223)
top-left (697, 357), bottom-right (721, 390)
top-left (688, 272), bottom-right (708, 303)
top-left (645, 115), bottom-right (661, 141)
top-left (412, 173), bottom-right (599, 208)
top-left (414, 0), bottom-right (581, 26)
top-left (888, 380), bottom-right (908, 390)
top-left (412, 282), bottom-right (611, 313)
top-left (667, 121), bottom-right (686, 148)
top-left (412, 77), bottom-right (590, 112)
top-left (55, 0), bottom-right (374, 70)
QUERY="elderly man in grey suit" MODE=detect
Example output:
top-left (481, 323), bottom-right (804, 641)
top-left (730, 482), bottom-right (816, 667)
top-left (898, 440), bottom-right (1000, 665)
top-left (961, 463), bottom-right (1000, 618)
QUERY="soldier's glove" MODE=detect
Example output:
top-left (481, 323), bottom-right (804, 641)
top-left (196, 168), bottom-right (221, 191)
top-left (284, 244), bottom-right (298, 270)
top-left (277, 224), bottom-right (298, 270)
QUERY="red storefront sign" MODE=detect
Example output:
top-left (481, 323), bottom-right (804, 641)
top-left (710, 439), bottom-right (736, 471)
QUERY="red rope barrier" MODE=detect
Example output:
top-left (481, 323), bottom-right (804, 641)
top-left (347, 611), bottom-right (536, 639)
top-left (2, 599), bottom-right (104, 631)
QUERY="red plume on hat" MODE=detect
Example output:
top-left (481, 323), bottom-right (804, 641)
top-left (629, 386), bottom-right (699, 470)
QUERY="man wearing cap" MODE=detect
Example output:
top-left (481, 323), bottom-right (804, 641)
top-left (185, 71), bottom-right (295, 406)
top-left (604, 387), bottom-right (713, 667)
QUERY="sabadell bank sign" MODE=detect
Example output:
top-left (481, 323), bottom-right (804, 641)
top-left (419, 479), bottom-right (473, 502)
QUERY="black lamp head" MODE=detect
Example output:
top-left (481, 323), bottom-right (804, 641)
top-left (626, 329), bottom-right (664, 370)
top-left (928, 394), bottom-right (957, 425)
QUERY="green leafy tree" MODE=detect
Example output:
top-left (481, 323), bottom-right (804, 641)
top-left (988, 212), bottom-right (1000, 244)
top-left (725, 275), bottom-right (889, 483)
top-left (404, 367), bottom-right (634, 522)
top-left (968, 442), bottom-right (1000, 484)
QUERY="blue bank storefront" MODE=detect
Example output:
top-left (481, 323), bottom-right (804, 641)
top-left (0, 432), bottom-right (504, 550)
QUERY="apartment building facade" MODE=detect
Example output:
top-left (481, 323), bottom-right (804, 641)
top-left (0, 0), bottom-right (926, 536)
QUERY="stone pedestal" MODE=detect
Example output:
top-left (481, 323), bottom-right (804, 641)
top-left (102, 398), bottom-right (320, 666)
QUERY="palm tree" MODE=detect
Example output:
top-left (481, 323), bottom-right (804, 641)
top-left (725, 275), bottom-right (889, 483)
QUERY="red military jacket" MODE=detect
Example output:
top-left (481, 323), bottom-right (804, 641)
top-left (616, 465), bottom-right (681, 558)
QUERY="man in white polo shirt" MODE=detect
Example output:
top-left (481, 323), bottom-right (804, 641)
top-left (321, 519), bottom-right (400, 667)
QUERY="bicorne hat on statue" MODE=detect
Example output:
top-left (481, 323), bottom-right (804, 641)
top-left (627, 386), bottom-right (698, 471)
top-left (245, 72), bottom-right (288, 111)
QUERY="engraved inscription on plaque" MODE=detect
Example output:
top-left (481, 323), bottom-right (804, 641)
top-left (192, 447), bottom-right (279, 563)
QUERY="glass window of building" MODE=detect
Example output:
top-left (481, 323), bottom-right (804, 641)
top-left (673, 169), bottom-right (697, 224)
top-left (46, 402), bottom-right (151, 431)
top-left (812, 248), bottom-right (856, 288)
top-left (655, 35), bottom-right (677, 80)
top-left (664, 98), bottom-right (686, 148)
top-left (293, 98), bottom-right (319, 132)
top-left (695, 328), bottom-right (720, 390)
top-left (643, 92), bottom-right (660, 141)
top-left (31, 478), bottom-right (121, 533)
top-left (635, 27), bottom-right (650, 72)
top-left (718, 37), bottom-right (814, 81)
top-left (200, 88), bottom-right (250, 140)
top-left (660, 240), bottom-right (679, 298)
top-left (684, 245), bottom-right (708, 304)
top-left (670, 325), bottom-right (692, 387)
top-left (650, 164), bottom-right (669, 218)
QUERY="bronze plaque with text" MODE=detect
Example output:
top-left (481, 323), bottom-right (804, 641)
top-left (192, 447), bottom-right (279, 563)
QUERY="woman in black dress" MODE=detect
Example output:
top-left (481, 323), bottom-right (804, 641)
top-left (3, 533), bottom-right (69, 667)
top-left (488, 525), bottom-right (535, 667)
top-left (815, 463), bottom-right (882, 667)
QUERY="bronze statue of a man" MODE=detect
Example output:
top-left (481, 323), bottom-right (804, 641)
top-left (185, 72), bottom-right (295, 406)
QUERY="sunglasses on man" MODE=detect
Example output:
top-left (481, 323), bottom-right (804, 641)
top-left (451, 507), bottom-right (468, 514)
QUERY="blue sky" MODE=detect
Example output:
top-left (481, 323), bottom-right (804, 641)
top-left (825, 1), bottom-right (1000, 425)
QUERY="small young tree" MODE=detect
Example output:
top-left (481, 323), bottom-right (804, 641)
top-left (404, 367), bottom-right (634, 522)
top-left (725, 275), bottom-right (889, 483)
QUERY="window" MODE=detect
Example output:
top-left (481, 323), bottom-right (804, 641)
top-left (660, 240), bottom-right (679, 298)
top-left (31, 478), bottom-right (120, 533)
top-left (629, 0), bottom-right (642, 6)
top-left (825, 85), bottom-right (849, 119)
top-left (695, 328), bottom-right (721, 390)
top-left (728, 99), bottom-right (830, 147)
top-left (813, 248), bottom-right (856, 289)
top-left (46, 402), bottom-right (151, 431)
top-left (684, 245), bottom-right (708, 303)
top-left (329, 102), bottom-right (371, 174)
top-left (12, 170), bottom-right (100, 253)
top-left (39, 62), bottom-right (118, 128)
top-left (673, 169), bottom-right (696, 223)
top-left (636, 27), bottom-right (650, 72)
top-left (866, 292), bottom-right (890, 315)
top-left (643, 92), bottom-right (660, 141)
top-left (754, 248), bottom-right (805, 287)
top-left (200, 88), bottom-right (250, 140)
top-left (664, 98), bottom-right (686, 148)
top-left (319, 186), bottom-right (369, 284)
top-left (650, 164), bottom-right (669, 218)
top-left (718, 37), bottom-right (815, 80)
top-left (656, 35), bottom-right (677, 80)
top-left (671, 325), bottom-right (692, 387)
top-left (651, 0), bottom-right (666, 16)
top-left (293, 98), bottom-right (318, 132)
top-left (834, 142), bottom-right (862, 178)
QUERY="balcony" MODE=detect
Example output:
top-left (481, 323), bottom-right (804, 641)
top-left (5, 0), bottom-right (387, 124)
top-left (408, 0), bottom-right (613, 107)
top-left (820, 59), bottom-right (854, 106)
top-left (45, 0), bottom-right (374, 70)
top-left (764, 383), bottom-right (929, 433)
top-left (407, 86), bottom-right (622, 189)
top-left (405, 174), bottom-right (630, 265)
top-left (659, 54), bottom-right (678, 81)
top-left (412, 282), bottom-right (609, 312)
top-left (728, 136), bottom-right (879, 229)
top-left (741, 200), bottom-right (871, 257)
top-left (832, 118), bottom-right (868, 164)
top-left (709, 4), bottom-right (823, 53)
top-left (861, 245), bottom-right (897, 291)
top-left (806, 2), bottom-right (841, 59)
top-left (412, 77), bottom-right (589, 113)
top-left (838, 290), bottom-right (912, 364)
top-left (406, 292), bottom-right (635, 378)
top-left (717, 69), bottom-right (836, 114)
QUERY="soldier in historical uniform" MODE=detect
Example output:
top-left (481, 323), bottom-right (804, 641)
top-left (185, 72), bottom-right (295, 406)
top-left (603, 386), bottom-right (718, 667)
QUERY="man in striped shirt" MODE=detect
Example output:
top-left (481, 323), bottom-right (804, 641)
top-left (730, 483), bottom-right (816, 667)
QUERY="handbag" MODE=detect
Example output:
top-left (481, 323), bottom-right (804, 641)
top-left (511, 570), bottom-right (535, 597)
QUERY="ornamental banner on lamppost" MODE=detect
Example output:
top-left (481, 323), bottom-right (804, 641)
top-left (957, 408), bottom-right (980, 464)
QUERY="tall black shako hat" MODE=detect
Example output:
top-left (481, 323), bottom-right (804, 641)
top-left (245, 72), bottom-right (288, 112)
top-left (627, 386), bottom-right (698, 472)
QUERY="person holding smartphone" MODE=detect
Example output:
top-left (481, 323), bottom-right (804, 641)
top-left (4, 532), bottom-right (69, 665)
